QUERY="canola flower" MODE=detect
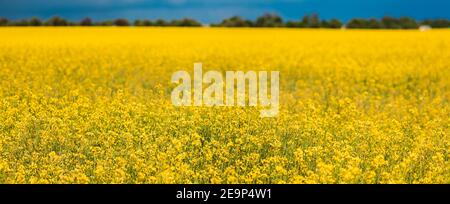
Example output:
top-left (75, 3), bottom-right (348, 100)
top-left (0, 27), bottom-right (449, 184)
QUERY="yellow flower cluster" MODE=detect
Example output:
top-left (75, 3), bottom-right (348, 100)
top-left (0, 27), bottom-right (449, 183)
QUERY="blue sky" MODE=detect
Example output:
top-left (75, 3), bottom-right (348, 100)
top-left (0, 0), bottom-right (449, 23)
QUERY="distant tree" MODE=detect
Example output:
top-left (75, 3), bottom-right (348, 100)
top-left (154, 19), bottom-right (168, 26)
top-left (255, 13), bottom-right (283, 27)
top-left (301, 14), bottom-right (320, 28)
top-left (217, 16), bottom-right (252, 27)
top-left (142, 19), bottom-right (154, 26)
top-left (97, 20), bottom-right (113, 26)
top-left (0, 14), bottom-right (441, 29)
top-left (434, 19), bottom-right (450, 28)
top-left (420, 19), bottom-right (433, 27)
top-left (327, 18), bottom-right (343, 28)
top-left (171, 18), bottom-right (201, 27)
top-left (134, 19), bottom-right (156, 26)
top-left (347, 18), bottom-right (369, 28)
top-left (320, 18), bottom-right (342, 28)
top-left (309, 14), bottom-right (320, 28)
top-left (381, 16), bottom-right (401, 29)
top-left (13, 19), bottom-right (30, 26)
top-left (422, 19), bottom-right (450, 28)
top-left (29, 17), bottom-right (42, 26)
top-left (45, 16), bottom-right (68, 26)
top-left (301, 15), bottom-right (309, 27)
top-left (435, 19), bottom-right (450, 28)
top-left (398, 17), bottom-right (418, 29)
top-left (0, 17), bottom-right (8, 26)
top-left (134, 19), bottom-right (142, 26)
top-left (169, 19), bottom-right (179, 26)
top-left (113, 18), bottom-right (130, 26)
top-left (285, 20), bottom-right (302, 28)
top-left (80, 18), bottom-right (93, 26)
top-left (244, 20), bottom-right (254, 27)
top-left (347, 17), bottom-right (419, 29)
top-left (320, 20), bottom-right (329, 28)
top-left (367, 18), bottom-right (382, 29)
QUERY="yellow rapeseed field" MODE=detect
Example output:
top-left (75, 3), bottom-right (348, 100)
top-left (0, 27), bottom-right (449, 184)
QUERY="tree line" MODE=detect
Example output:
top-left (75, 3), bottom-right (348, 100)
top-left (0, 17), bottom-right (202, 27)
top-left (1, 14), bottom-right (449, 28)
